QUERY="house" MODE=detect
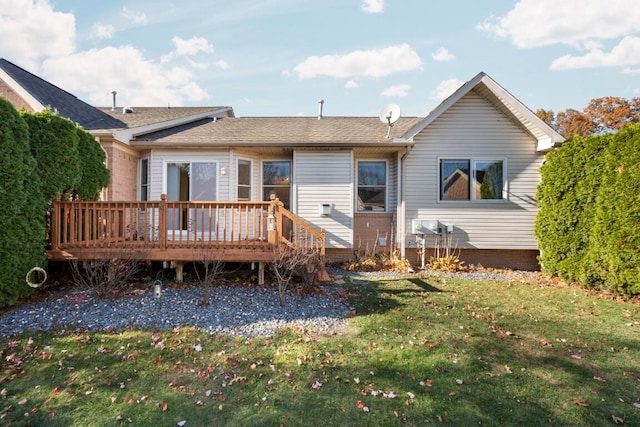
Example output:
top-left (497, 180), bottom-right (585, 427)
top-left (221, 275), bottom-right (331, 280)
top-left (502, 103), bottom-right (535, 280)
top-left (1, 58), bottom-right (564, 271)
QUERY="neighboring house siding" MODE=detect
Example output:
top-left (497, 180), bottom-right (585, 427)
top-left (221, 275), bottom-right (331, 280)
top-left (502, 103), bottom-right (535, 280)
top-left (404, 90), bottom-right (543, 250)
top-left (293, 150), bottom-right (353, 249)
top-left (0, 80), bottom-right (34, 112)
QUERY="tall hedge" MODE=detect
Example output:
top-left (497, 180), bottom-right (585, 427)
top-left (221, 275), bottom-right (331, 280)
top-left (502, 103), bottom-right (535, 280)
top-left (536, 123), bottom-right (640, 295)
top-left (535, 133), bottom-right (609, 281)
top-left (21, 109), bottom-right (81, 201)
top-left (583, 125), bottom-right (640, 294)
top-left (75, 127), bottom-right (110, 200)
top-left (0, 98), bottom-right (46, 306)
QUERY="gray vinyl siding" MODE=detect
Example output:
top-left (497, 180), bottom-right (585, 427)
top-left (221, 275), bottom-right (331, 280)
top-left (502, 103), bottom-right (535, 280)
top-left (404, 91), bottom-right (544, 250)
top-left (294, 150), bottom-right (353, 249)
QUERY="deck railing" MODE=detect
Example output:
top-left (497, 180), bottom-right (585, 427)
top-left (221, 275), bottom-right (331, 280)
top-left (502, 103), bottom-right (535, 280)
top-left (48, 195), bottom-right (325, 261)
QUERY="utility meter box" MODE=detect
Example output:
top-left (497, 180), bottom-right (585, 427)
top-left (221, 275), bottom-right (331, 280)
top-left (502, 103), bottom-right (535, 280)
top-left (411, 219), bottom-right (441, 234)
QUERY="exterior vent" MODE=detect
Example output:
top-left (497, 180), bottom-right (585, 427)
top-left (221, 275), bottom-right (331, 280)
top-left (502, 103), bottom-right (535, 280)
top-left (122, 106), bottom-right (133, 114)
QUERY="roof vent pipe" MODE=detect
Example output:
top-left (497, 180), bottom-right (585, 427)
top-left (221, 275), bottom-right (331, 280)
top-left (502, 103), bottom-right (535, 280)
top-left (317, 99), bottom-right (324, 120)
top-left (111, 91), bottom-right (117, 111)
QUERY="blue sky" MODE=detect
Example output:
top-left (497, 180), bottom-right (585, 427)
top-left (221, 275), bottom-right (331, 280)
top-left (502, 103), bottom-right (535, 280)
top-left (1, 0), bottom-right (639, 118)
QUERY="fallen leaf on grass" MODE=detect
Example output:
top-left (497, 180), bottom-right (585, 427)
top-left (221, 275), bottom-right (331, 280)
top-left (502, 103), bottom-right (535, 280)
top-left (419, 379), bottom-right (434, 387)
top-left (311, 381), bottom-right (323, 390)
top-left (633, 402), bottom-right (640, 409)
top-left (18, 398), bottom-right (27, 405)
top-left (573, 398), bottom-right (590, 407)
top-left (177, 421), bottom-right (187, 426)
top-left (612, 415), bottom-right (624, 424)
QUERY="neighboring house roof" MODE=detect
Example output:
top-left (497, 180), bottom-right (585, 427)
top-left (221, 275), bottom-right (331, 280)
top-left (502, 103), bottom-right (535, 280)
top-left (0, 58), bottom-right (127, 131)
top-left (399, 72), bottom-right (565, 152)
top-left (98, 106), bottom-right (235, 128)
top-left (130, 116), bottom-right (423, 151)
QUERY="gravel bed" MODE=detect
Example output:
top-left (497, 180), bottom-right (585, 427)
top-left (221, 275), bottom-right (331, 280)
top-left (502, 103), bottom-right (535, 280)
top-left (0, 285), bottom-right (352, 339)
top-left (1, 268), bottom-right (541, 339)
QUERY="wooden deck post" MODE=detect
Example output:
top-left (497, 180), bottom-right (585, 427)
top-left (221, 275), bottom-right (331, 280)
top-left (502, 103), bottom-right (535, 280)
top-left (50, 201), bottom-right (60, 251)
top-left (159, 194), bottom-right (167, 251)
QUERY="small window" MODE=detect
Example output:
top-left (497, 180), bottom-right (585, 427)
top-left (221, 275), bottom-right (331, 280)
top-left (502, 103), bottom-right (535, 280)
top-left (263, 161), bottom-right (291, 208)
top-left (237, 159), bottom-right (252, 201)
top-left (357, 161), bottom-right (386, 211)
top-left (140, 159), bottom-right (149, 201)
top-left (440, 159), bottom-right (504, 201)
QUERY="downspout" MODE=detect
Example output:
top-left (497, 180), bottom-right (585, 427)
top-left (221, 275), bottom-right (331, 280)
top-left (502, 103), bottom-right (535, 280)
top-left (397, 145), bottom-right (413, 260)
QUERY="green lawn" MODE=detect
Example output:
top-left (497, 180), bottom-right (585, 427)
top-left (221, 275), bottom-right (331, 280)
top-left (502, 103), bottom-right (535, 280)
top-left (1, 273), bottom-right (639, 426)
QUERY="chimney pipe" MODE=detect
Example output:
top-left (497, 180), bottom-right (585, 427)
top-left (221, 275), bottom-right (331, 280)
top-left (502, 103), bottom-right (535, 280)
top-left (111, 91), bottom-right (117, 111)
top-left (317, 99), bottom-right (324, 120)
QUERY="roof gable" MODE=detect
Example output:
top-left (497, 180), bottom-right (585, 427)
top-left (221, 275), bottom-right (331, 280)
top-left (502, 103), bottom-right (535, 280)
top-left (0, 58), bottom-right (127, 131)
top-left (399, 72), bottom-right (565, 152)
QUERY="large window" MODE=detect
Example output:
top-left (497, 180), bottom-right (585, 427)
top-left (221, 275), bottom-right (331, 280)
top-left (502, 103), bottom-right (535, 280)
top-left (237, 159), bottom-right (252, 201)
top-left (263, 161), bottom-right (290, 208)
top-left (440, 159), bottom-right (504, 201)
top-left (357, 161), bottom-right (386, 211)
top-left (166, 162), bottom-right (217, 230)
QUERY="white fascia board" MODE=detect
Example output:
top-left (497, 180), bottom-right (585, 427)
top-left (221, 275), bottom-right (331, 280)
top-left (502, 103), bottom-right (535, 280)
top-left (0, 68), bottom-right (45, 111)
top-left (112, 107), bottom-right (233, 144)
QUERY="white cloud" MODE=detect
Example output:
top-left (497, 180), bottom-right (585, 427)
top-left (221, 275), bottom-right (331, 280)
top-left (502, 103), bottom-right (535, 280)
top-left (0, 0), bottom-right (75, 67)
top-left (41, 46), bottom-right (208, 106)
top-left (293, 44), bottom-right (422, 79)
top-left (171, 36), bottom-right (214, 56)
top-left (215, 60), bottom-right (230, 70)
top-left (161, 36), bottom-right (215, 64)
top-left (361, 0), bottom-right (384, 14)
top-left (92, 23), bottom-right (116, 40)
top-left (550, 36), bottom-right (640, 70)
top-left (121, 6), bottom-right (148, 25)
top-left (477, 0), bottom-right (640, 49)
top-left (432, 47), bottom-right (455, 62)
top-left (431, 78), bottom-right (463, 101)
top-left (345, 80), bottom-right (359, 89)
top-left (622, 67), bottom-right (640, 75)
top-left (381, 84), bottom-right (410, 97)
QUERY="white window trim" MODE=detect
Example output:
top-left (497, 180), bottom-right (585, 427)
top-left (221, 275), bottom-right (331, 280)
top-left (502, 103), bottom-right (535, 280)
top-left (437, 157), bottom-right (508, 203)
top-left (138, 157), bottom-right (149, 201)
top-left (356, 159), bottom-right (389, 213)
top-left (161, 158), bottom-right (219, 199)
top-left (261, 159), bottom-right (292, 208)
top-left (236, 157), bottom-right (253, 201)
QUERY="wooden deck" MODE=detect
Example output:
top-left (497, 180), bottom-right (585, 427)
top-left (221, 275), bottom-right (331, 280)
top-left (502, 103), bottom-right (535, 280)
top-left (47, 195), bottom-right (325, 282)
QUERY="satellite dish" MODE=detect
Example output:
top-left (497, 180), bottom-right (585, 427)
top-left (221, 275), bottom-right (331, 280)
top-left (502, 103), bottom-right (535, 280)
top-left (379, 104), bottom-right (401, 139)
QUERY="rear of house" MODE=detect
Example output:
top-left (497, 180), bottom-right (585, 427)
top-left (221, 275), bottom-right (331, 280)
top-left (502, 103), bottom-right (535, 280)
top-left (1, 57), bottom-right (565, 270)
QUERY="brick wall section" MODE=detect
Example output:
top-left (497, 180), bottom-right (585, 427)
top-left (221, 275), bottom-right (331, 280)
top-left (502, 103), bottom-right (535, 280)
top-left (404, 248), bottom-right (541, 271)
top-left (326, 246), bottom-right (540, 271)
top-left (353, 213), bottom-right (394, 254)
top-left (103, 145), bottom-right (138, 201)
top-left (0, 80), bottom-right (35, 112)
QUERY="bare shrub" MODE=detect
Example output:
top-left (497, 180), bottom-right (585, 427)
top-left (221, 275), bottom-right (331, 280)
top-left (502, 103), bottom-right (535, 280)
top-left (270, 245), bottom-right (323, 305)
top-left (70, 248), bottom-right (149, 295)
top-left (193, 247), bottom-right (226, 306)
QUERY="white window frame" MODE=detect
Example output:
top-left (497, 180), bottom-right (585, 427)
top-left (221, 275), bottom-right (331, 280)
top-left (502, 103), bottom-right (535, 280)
top-left (356, 159), bottom-right (388, 213)
top-left (161, 158), bottom-right (219, 201)
top-left (236, 158), bottom-right (253, 201)
top-left (261, 159), bottom-right (292, 208)
top-left (438, 157), bottom-right (507, 202)
top-left (139, 158), bottom-right (149, 201)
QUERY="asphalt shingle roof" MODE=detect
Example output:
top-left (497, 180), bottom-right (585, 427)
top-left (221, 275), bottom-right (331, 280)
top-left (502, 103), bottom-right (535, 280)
top-left (0, 58), bottom-right (126, 131)
top-left (98, 106), bottom-right (234, 128)
top-left (132, 116), bottom-right (423, 144)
